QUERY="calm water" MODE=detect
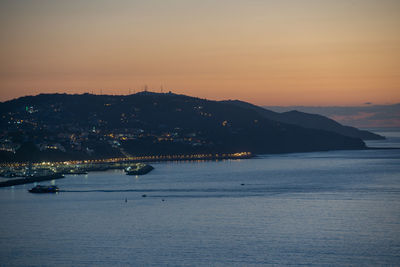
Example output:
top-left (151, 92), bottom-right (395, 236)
top-left (1, 132), bottom-right (400, 266)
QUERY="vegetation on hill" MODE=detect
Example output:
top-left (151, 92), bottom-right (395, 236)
top-left (0, 92), bottom-right (366, 162)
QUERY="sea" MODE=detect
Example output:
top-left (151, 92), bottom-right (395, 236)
top-left (1, 128), bottom-right (399, 266)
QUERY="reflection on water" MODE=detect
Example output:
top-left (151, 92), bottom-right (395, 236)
top-left (1, 145), bottom-right (400, 266)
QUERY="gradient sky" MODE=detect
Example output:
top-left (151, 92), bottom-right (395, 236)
top-left (1, 0), bottom-right (399, 105)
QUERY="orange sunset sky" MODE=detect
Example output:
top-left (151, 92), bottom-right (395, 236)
top-left (0, 0), bottom-right (399, 106)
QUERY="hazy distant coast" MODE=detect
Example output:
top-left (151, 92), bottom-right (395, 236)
top-left (265, 104), bottom-right (400, 129)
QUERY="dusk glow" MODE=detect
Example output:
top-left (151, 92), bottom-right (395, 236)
top-left (1, 0), bottom-right (399, 105)
top-left (2, 2), bottom-right (400, 266)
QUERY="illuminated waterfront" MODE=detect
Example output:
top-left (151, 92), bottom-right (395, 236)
top-left (0, 152), bottom-right (251, 179)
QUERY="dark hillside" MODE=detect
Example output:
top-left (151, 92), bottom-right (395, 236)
top-left (0, 92), bottom-right (366, 162)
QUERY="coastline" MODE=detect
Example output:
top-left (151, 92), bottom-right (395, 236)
top-left (0, 174), bottom-right (64, 188)
top-left (1, 152), bottom-right (252, 167)
top-left (0, 152), bottom-right (252, 187)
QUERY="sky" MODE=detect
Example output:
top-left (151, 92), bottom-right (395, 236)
top-left (0, 0), bottom-right (399, 105)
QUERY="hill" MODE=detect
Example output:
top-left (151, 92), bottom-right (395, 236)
top-left (0, 92), bottom-right (366, 162)
top-left (225, 100), bottom-right (384, 140)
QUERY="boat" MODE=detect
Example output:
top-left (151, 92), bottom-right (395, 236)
top-left (125, 163), bottom-right (154, 175)
top-left (64, 169), bottom-right (88, 175)
top-left (28, 185), bottom-right (59, 193)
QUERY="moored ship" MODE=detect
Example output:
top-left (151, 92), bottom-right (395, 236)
top-left (28, 185), bottom-right (59, 193)
top-left (125, 163), bottom-right (154, 175)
